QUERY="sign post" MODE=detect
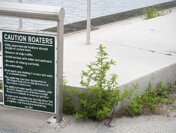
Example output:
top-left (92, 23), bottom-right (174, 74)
top-left (0, 2), bottom-right (65, 122)
top-left (18, 0), bottom-right (22, 30)
top-left (56, 13), bottom-right (64, 123)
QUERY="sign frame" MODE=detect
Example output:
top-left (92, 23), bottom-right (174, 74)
top-left (0, 2), bottom-right (65, 122)
top-left (2, 31), bottom-right (57, 113)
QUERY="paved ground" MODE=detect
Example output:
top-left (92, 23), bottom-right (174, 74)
top-left (0, 105), bottom-right (176, 133)
top-left (0, 105), bottom-right (51, 133)
top-left (62, 8), bottom-right (176, 87)
top-left (99, 114), bottom-right (176, 133)
top-left (0, 7), bottom-right (176, 133)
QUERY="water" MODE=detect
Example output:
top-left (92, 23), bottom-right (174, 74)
top-left (0, 0), bottom-right (173, 30)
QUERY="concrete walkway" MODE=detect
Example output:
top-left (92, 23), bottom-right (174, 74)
top-left (0, 105), bottom-right (176, 133)
top-left (0, 7), bottom-right (176, 133)
top-left (63, 8), bottom-right (176, 87)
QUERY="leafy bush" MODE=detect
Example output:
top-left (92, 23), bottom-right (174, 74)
top-left (74, 45), bottom-right (120, 120)
top-left (63, 45), bottom-right (172, 120)
top-left (144, 7), bottom-right (160, 19)
top-left (141, 82), bottom-right (158, 111)
top-left (128, 95), bottom-right (142, 117)
top-left (63, 75), bottom-right (76, 114)
top-left (128, 81), bottom-right (170, 116)
top-left (156, 81), bottom-right (169, 98)
top-left (63, 87), bottom-right (75, 114)
top-left (63, 45), bottom-right (121, 121)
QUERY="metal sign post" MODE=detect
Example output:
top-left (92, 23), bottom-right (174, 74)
top-left (56, 12), bottom-right (64, 123)
top-left (86, 0), bottom-right (91, 44)
top-left (0, 2), bottom-right (65, 123)
top-left (18, 0), bottom-right (22, 30)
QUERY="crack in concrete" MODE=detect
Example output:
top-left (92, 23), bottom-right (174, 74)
top-left (120, 44), bottom-right (174, 57)
top-left (94, 38), bottom-right (175, 57)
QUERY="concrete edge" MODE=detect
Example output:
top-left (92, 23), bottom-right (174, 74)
top-left (120, 63), bottom-right (176, 92)
top-left (0, 63), bottom-right (175, 103)
top-left (65, 63), bottom-right (176, 92)
top-left (43, 0), bottom-right (176, 33)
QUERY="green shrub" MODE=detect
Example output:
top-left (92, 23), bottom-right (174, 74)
top-left (156, 81), bottom-right (171, 104)
top-left (141, 82), bottom-right (158, 111)
top-left (128, 95), bottom-right (142, 117)
top-left (156, 81), bottom-right (169, 98)
top-left (128, 81), bottom-right (171, 116)
top-left (63, 45), bottom-right (171, 119)
top-left (74, 45), bottom-right (120, 120)
top-left (144, 7), bottom-right (160, 19)
top-left (63, 87), bottom-right (76, 114)
top-left (63, 45), bottom-right (121, 121)
top-left (121, 83), bottom-right (139, 100)
top-left (63, 75), bottom-right (76, 114)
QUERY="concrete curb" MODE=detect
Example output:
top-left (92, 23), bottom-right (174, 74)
top-left (44, 0), bottom-right (176, 33)
top-left (120, 63), bottom-right (176, 92)
top-left (0, 63), bottom-right (175, 104)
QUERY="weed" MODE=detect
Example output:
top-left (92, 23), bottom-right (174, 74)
top-left (128, 95), bottom-right (142, 116)
top-left (62, 45), bottom-right (174, 120)
top-left (141, 82), bottom-right (158, 112)
top-left (63, 45), bottom-right (121, 121)
top-left (128, 81), bottom-right (171, 116)
top-left (156, 81), bottom-right (169, 98)
top-left (144, 7), bottom-right (160, 19)
top-left (74, 45), bottom-right (120, 120)
top-left (63, 87), bottom-right (75, 114)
